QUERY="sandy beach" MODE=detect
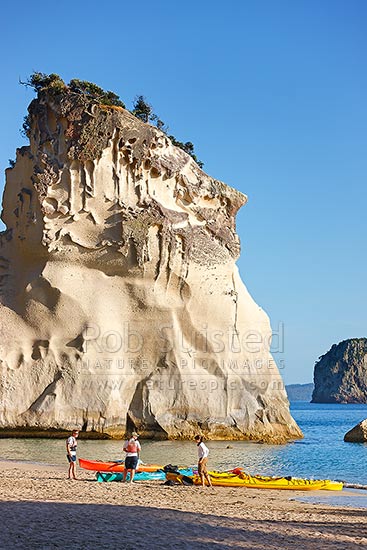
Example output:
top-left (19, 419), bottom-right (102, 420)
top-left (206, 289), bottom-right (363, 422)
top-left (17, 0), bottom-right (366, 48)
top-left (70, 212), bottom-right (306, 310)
top-left (0, 461), bottom-right (366, 549)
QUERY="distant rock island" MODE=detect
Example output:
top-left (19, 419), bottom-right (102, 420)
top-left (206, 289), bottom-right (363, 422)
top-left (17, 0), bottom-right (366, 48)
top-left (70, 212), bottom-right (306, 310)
top-left (0, 74), bottom-right (302, 442)
top-left (285, 383), bottom-right (314, 402)
top-left (312, 338), bottom-right (367, 403)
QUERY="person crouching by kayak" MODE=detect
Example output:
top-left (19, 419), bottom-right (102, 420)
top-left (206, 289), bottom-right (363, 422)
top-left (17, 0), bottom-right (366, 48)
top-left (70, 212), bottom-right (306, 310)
top-left (123, 431), bottom-right (141, 482)
top-left (66, 429), bottom-right (79, 480)
top-left (194, 435), bottom-right (212, 487)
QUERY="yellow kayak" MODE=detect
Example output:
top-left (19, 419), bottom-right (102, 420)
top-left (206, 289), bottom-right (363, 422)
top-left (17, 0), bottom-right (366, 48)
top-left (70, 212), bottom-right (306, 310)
top-left (166, 471), bottom-right (343, 491)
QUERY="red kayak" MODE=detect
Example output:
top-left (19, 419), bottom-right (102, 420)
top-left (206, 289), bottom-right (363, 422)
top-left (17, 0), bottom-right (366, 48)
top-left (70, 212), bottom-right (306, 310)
top-left (79, 458), bottom-right (163, 473)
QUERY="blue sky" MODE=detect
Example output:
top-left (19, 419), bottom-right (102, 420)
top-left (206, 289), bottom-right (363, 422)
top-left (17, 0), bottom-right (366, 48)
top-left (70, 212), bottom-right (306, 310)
top-left (0, 0), bottom-right (366, 383)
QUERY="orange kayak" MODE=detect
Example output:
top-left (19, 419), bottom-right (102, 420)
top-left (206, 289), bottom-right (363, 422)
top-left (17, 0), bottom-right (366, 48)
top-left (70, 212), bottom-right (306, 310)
top-left (79, 458), bottom-right (163, 473)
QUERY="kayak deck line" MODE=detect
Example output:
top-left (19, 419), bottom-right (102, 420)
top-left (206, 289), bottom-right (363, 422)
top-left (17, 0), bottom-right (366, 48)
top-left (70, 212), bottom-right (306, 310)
top-left (165, 471), bottom-right (343, 491)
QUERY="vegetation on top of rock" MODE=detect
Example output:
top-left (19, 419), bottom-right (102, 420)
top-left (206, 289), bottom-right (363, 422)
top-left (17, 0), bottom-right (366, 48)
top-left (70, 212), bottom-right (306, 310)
top-left (21, 72), bottom-right (203, 167)
top-left (132, 95), bottom-right (203, 168)
top-left (132, 95), bottom-right (164, 127)
top-left (68, 79), bottom-right (125, 108)
top-left (25, 72), bottom-right (125, 108)
top-left (26, 72), bottom-right (67, 95)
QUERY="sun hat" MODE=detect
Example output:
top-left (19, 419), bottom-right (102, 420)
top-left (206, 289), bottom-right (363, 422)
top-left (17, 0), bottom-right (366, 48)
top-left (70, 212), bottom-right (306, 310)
top-left (132, 431), bottom-right (139, 438)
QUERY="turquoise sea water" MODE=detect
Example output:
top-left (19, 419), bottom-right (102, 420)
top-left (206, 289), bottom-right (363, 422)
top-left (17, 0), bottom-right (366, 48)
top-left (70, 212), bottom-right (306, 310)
top-left (0, 402), bottom-right (367, 485)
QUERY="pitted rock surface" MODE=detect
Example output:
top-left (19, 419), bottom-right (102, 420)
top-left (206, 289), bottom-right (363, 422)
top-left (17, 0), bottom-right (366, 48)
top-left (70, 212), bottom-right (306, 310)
top-left (0, 88), bottom-right (302, 442)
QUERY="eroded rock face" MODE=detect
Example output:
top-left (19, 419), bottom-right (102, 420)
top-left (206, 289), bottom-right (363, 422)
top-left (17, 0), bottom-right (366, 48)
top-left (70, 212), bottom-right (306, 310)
top-left (312, 339), bottom-right (367, 404)
top-left (0, 89), bottom-right (302, 442)
top-left (344, 419), bottom-right (367, 442)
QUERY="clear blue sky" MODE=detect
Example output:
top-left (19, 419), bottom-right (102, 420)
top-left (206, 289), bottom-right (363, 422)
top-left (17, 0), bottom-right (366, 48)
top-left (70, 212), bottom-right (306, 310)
top-left (0, 0), bottom-right (366, 383)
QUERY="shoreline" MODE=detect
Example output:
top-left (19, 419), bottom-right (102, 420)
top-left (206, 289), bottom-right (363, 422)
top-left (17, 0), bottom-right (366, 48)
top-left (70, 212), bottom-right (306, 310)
top-left (0, 428), bottom-right (304, 446)
top-left (0, 461), bottom-right (366, 549)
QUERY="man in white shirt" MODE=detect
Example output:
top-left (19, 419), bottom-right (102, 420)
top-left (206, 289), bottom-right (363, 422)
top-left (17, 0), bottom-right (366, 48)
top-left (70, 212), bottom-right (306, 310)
top-left (194, 435), bottom-right (212, 487)
top-left (66, 429), bottom-right (79, 480)
top-left (123, 431), bottom-right (141, 482)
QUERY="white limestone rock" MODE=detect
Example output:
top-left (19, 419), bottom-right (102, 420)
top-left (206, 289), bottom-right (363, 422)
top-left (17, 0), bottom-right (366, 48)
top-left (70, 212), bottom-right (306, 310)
top-left (0, 87), bottom-right (302, 442)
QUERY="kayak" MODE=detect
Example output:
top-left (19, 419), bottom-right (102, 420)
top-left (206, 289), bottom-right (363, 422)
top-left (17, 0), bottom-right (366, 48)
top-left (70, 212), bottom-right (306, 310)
top-left (166, 471), bottom-right (343, 491)
top-left (79, 458), bottom-right (163, 473)
top-left (96, 471), bottom-right (166, 482)
top-left (96, 468), bottom-right (194, 482)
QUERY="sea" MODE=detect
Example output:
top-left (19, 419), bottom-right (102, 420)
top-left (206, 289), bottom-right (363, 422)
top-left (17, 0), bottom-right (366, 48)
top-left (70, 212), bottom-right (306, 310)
top-left (1, 402), bottom-right (366, 487)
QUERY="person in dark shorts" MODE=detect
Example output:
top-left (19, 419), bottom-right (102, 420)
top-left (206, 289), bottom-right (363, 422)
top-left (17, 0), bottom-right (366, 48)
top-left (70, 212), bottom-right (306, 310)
top-left (66, 429), bottom-right (79, 480)
top-left (123, 432), bottom-right (141, 482)
top-left (194, 435), bottom-right (212, 487)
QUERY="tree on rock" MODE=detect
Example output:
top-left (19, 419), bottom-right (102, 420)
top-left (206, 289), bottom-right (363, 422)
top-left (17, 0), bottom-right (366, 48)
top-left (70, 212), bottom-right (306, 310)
top-left (26, 72), bottom-right (66, 94)
top-left (69, 79), bottom-right (125, 108)
top-left (23, 72), bottom-right (125, 108)
top-left (20, 73), bottom-right (203, 167)
top-left (132, 95), bottom-right (154, 123)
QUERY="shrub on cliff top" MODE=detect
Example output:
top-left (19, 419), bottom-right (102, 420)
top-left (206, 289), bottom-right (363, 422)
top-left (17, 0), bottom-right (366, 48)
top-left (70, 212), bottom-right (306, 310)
top-left (27, 72), bottom-right (66, 95)
top-left (25, 72), bottom-right (125, 108)
top-left (68, 79), bottom-right (125, 108)
top-left (22, 72), bottom-right (203, 167)
top-left (132, 95), bottom-right (203, 167)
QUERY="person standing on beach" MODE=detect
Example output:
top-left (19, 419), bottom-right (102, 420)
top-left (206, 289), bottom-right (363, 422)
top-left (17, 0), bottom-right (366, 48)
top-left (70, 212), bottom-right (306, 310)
top-left (123, 431), bottom-right (141, 482)
top-left (66, 429), bottom-right (79, 480)
top-left (194, 435), bottom-right (212, 487)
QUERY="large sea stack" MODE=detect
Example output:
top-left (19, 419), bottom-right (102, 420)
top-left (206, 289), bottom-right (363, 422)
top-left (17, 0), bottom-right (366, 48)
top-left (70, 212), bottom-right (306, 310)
top-left (0, 79), bottom-right (302, 442)
top-left (312, 338), bottom-right (367, 403)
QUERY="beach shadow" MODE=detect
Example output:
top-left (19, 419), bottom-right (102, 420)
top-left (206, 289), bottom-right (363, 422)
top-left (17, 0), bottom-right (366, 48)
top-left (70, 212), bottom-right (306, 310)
top-left (311, 505), bottom-right (367, 518)
top-left (0, 500), bottom-right (365, 550)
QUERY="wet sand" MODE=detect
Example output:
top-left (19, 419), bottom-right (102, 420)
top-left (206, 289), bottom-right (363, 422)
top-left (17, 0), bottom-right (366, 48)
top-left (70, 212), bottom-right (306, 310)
top-left (0, 461), bottom-right (366, 549)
